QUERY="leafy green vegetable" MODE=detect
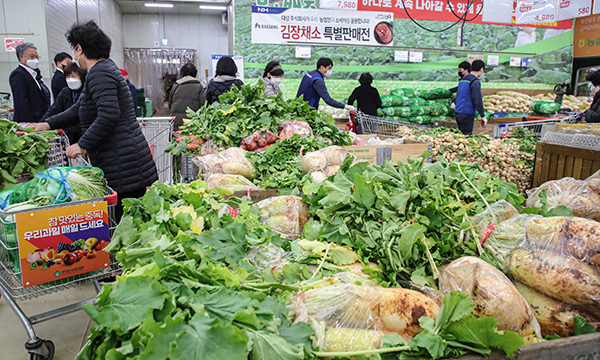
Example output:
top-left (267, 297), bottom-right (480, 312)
top-left (573, 316), bottom-right (597, 336)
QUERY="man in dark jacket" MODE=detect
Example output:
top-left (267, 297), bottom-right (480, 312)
top-left (9, 42), bottom-right (51, 122)
top-left (454, 60), bottom-right (487, 135)
top-left (584, 70), bottom-right (600, 123)
top-left (51, 52), bottom-right (72, 101)
top-left (449, 61), bottom-right (471, 94)
top-left (296, 57), bottom-right (355, 112)
top-left (120, 69), bottom-right (138, 116)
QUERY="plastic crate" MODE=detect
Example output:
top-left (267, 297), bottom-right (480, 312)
top-left (138, 117), bottom-right (174, 184)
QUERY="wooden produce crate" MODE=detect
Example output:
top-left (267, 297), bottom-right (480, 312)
top-left (458, 332), bottom-right (600, 360)
top-left (532, 142), bottom-right (600, 187)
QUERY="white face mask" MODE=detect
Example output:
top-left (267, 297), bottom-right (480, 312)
top-left (324, 69), bottom-right (332, 78)
top-left (271, 77), bottom-right (282, 85)
top-left (72, 47), bottom-right (81, 67)
top-left (66, 78), bottom-right (82, 90)
top-left (26, 59), bottom-right (39, 70)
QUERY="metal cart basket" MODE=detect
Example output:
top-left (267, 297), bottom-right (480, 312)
top-left (0, 189), bottom-right (120, 360)
top-left (138, 117), bottom-right (174, 184)
top-left (493, 115), bottom-right (579, 138)
top-left (353, 111), bottom-right (430, 137)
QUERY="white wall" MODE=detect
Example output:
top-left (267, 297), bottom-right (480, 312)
top-left (0, 0), bottom-right (50, 93)
top-left (123, 13), bottom-right (229, 77)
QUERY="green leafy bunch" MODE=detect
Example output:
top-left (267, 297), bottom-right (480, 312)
top-left (166, 82), bottom-right (351, 156)
top-left (0, 119), bottom-right (57, 190)
top-left (303, 154), bottom-right (524, 288)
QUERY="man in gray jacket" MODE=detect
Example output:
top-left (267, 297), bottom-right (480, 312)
top-left (169, 62), bottom-right (206, 130)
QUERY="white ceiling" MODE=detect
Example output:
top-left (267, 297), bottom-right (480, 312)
top-left (116, 0), bottom-right (231, 14)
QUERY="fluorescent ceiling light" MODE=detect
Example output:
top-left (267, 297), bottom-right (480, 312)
top-left (145, 3), bottom-right (174, 8)
top-left (199, 5), bottom-right (227, 10)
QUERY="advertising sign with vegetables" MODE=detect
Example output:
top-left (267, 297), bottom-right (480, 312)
top-left (16, 202), bottom-right (110, 287)
top-left (251, 6), bottom-right (394, 46)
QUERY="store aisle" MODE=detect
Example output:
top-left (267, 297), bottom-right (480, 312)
top-left (0, 283), bottom-right (97, 360)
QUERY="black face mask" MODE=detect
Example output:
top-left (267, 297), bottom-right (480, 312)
top-left (458, 71), bottom-right (464, 78)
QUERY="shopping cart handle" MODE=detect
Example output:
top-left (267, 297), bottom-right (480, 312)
top-left (104, 190), bottom-right (118, 205)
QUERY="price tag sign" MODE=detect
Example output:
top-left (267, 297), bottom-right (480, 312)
top-left (557, 0), bottom-right (592, 20)
top-left (409, 51), bottom-right (423, 63)
top-left (595, 0), bottom-right (600, 14)
top-left (295, 46), bottom-right (311, 58)
top-left (394, 50), bottom-right (408, 62)
top-left (319, 0), bottom-right (357, 10)
top-left (510, 56), bottom-right (522, 67)
top-left (487, 55), bottom-right (500, 66)
top-left (516, 0), bottom-right (558, 24)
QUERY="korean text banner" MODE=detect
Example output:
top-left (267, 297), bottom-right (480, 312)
top-left (251, 6), bottom-right (395, 46)
top-left (16, 202), bottom-right (111, 287)
top-left (358, 0), bottom-right (572, 28)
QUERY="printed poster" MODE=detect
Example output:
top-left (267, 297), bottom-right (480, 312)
top-left (4, 38), bottom-right (24, 51)
top-left (556, 0), bottom-right (592, 20)
top-left (16, 202), bottom-right (111, 287)
top-left (516, 0), bottom-right (558, 24)
top-left (251, 6), bottom-right (394, 46)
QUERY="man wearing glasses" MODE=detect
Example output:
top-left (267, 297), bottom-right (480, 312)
top-left (9, 42), bottom-right (51, 122)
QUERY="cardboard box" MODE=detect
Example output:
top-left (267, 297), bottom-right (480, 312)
top-left (343, 136), bottom-right (431, 165)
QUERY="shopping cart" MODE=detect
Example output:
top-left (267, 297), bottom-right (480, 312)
top-left (0, 178), bottom-right (119, 359)
top-left (352, 111), bottom-right (430, 137)
top-left (138, 117), bottom-right (174, 184)
top-left (493, 115), bottom-right (580, 138)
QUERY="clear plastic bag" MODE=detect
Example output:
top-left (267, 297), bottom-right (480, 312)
top-left (480, 214), bottom-right (600, 337)
top-left (256, 195), bottom-right (309, 238)
top-left (439, 256), bottom-right (542, 340)
top-left (206, 174), bottom-right (259, 191)
top-left (278, 120), bottom-right (312, 140)
top-left (472, 200), bottom-right (520, 238)
top-left (301, 146), bottom-right (356, 183)
top-left (526, 176), bottom-right (600, 221)
top-left (291, 275), bottom-right (440, 352)
top-left (245, 243), bottom-right (291, 272)
top-left (192, 147), bottom-right (257, 180)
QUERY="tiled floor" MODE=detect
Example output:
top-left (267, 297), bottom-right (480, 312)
top-left (0, 283), bottom-right (97, 360)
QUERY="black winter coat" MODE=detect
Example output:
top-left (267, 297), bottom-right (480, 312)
top-left (585, 92), bottom-right (600, 123)
top-left (9, 65), bottom-right (50, 122)
top-left (206, 76), bottom-right (243, 104)
top-left (51, 70), bottom-right (67, 101)
top-left (41, 86), bottom-right (82, 144)
top-left (348, 84), bottom-right (382, 116)
top-left (45, 59), bottom-right (158, 194)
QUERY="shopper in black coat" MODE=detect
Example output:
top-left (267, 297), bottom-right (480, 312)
top-left (584, 71), bottom-right (600, 123)
top-left (33, 20), bottom-right (157, 219)
top-left (41, 62), bottom-right (86, 144)
top-left (51, 52), bottom-right (72, 101)
top-left (348, 73), bottom-right (382, 134)
top-left (206, 56), bottom-right (243, 104)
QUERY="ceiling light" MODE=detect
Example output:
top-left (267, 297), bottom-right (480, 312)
top-left (144, 3), bottom-right (174, 8)
top-left (199, 5), bottom-right (227, 10)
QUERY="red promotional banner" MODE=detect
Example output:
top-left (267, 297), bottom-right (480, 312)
top-left (358, 0), bottom-right (573, 29)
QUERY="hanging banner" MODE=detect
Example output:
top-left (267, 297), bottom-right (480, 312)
top-left (516, 0), bottom-right (558, 24)
top-left (573, 14), bottom-right (600, 57)
top-left (557, 0), bottom-right (592, 20)
top-left (358, 0), bottom-right (572, 28)
top-left (16, 202), bottom-right (111, 288)
top-left (251, 6), bottom-right (394, 46)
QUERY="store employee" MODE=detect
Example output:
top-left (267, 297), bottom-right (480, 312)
top-left (297, 57), bottom-right (356, 112)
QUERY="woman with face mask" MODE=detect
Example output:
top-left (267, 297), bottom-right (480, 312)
top-left (584, 71), bottom-right (600, 123)
top-left (261, 61), bottom-right (284, 100)
top-left (41, 62), bottom-right (86, 144)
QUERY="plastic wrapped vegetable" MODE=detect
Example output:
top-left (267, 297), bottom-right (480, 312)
top-left (429, 103), bottom-right (450, 117)
top-left (526, 177), bottom-right (600, 221)
top-left (395, 88), bottom-right (421, 98)
top-left (256, 195), bottom-right (309, 238)
top-left (246, 243), bottom-right (291, 272)
top-left (472, 200), bottom-right (520, 237)
top-left (302, 146), bottom-right (356, 183)
top-left (278, 120), bottom-right (312, 140)
top-left (206, 174), bottom-right (259, 191)
top-left (408, 97), bottom-right (426, 106)
top-left (192, 147), bottom-right (257, 180)
top-left (514, 281), bottom-right (600, 337)
top-left (292, 278), bottom-right (440, 352)
top-left (408, 115), bottom-right (433, 125)
top-left (408, 105), bottom-right (431, 116)
top-left (390, 88), bottom-right (405, 97)
top-left (382, 106), bottom-right (411, 118)
top-left (421, 88), bottom-right (451, 100)
top-left (439, 256), bottom-right (541, 340)
top-left (381, 95), bottom-right (409, 107)
top-left (531, 101), bottom-right (560, 114)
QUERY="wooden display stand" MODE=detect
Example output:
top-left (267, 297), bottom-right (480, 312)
top-left (532, 142), bottom-right (600, 187)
